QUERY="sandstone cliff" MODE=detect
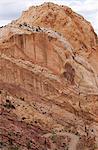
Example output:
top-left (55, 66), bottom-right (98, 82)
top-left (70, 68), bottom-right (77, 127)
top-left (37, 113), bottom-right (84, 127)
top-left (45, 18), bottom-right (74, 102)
top-left (0, 2), bottom-right (98, 150)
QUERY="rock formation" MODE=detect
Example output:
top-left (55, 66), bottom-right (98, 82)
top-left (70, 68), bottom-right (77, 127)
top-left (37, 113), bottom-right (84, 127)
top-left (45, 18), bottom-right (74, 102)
top-left (0, 2), bottom-right (98, 150)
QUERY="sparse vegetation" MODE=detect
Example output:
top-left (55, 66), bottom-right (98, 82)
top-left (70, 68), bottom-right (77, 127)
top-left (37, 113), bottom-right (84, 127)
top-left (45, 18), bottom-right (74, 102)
top-left (19, 24), bottom-right (22, 27)
top-left (3, 100), bottom-right (15, 109)
top-left (22, 117), bottom-right (26, 120)
top-left (50, 131), bottom-right (57, 143)
top-left (27, 140), bottom-right (32, 149)
top-left (48, 36), bottom-right (53, 41)
top-left (20, 97), bottom-right (24, 101)
top-left (23, 22), bottom-right (27, 26)
top-left (8, 138), bottom-right (13, 145)
top-left (0, 3), bottom-right (98, 150)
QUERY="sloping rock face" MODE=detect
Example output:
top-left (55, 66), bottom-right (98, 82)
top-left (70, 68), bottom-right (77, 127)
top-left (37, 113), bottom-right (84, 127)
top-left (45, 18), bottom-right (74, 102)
top-left (0, 2), bottom-right (98, 150)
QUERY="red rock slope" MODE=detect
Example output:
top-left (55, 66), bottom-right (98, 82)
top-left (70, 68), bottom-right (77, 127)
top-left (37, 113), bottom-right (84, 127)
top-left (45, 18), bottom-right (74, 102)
top-left (0, 2), bottom-right (98, 150)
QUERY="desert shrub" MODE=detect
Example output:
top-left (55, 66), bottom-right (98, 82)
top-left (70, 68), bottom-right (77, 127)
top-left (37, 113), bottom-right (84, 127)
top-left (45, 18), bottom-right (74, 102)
top-left (50, 131), bottom-right (57, 143)
top-left (27, 141), bottom-right (32, 149)
top-left (3, 100), bottom-right (15, 109)
top-left (20, 97), bottom-right (24, 101)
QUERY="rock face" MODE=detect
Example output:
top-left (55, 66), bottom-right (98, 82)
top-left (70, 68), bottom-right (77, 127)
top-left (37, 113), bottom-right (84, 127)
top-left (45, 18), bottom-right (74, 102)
top-left (0, 2), bottom-right (98, 150)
